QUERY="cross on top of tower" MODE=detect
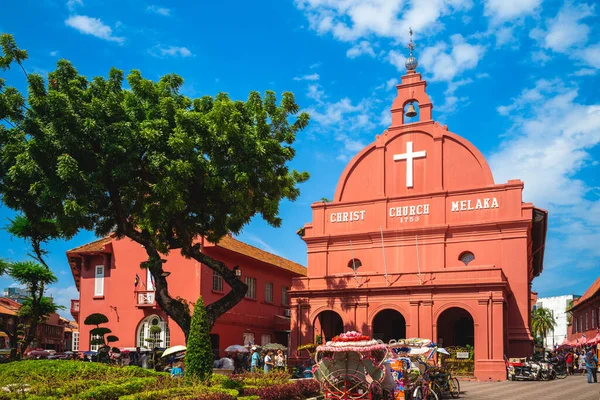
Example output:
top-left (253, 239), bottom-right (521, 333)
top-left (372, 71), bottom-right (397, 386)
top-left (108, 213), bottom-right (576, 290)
top-left (405, 28), bottom-right (418, 72)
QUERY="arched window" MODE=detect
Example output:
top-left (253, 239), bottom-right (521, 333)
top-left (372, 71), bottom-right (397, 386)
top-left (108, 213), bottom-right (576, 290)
top-left (348, 258), bottom-right (362, 271)
top-left (137, 315), bottom-right (170, 349)
top-left (459, 251), bottom-right (475, 266)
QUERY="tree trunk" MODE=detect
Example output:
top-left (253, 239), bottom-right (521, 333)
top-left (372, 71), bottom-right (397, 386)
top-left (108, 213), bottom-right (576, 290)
top-left (128, 234), bottom-right (247, 341)
top-left (186, 245), bottom-right (248, 329)
top-left (142, 248), bottom-right (192, 341)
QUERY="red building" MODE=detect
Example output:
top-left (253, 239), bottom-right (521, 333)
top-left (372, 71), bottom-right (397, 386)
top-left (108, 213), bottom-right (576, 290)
top-left (568, 276), bottom-right (600, 344)
top-left (289, 50), bottom-right (548, 381)
top-left (68, 234), bottom-right (305, 356)
top-left (0, 297), bottom-right (70, 352)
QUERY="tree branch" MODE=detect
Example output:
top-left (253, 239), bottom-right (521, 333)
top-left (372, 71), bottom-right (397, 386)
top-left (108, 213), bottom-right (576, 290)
top-left (185, 244), bottom-right (247, 328)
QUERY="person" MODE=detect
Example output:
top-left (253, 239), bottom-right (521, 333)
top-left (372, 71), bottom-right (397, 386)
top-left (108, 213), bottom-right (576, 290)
top-left (274, 350), bottom-right (285, 371)
top-left (171, 361), bottom-right (184, 378)
top-left (140, 350), bottom-right (149, 369)
top-left (250, 347), bottom-right (260, 373)
top-left (566, 351), bottom-right (573, 375)
top-left (82, 355), bottom-right (90, 362)
top-left (578, 350), bottom-right (586, 374)
top-left (221, 354), bottom-right (234, 371)
top-left (264, 351), bottom-right (274, 373)
top-left (585, 347), bottom-right (598, 384)
top-left (131, 347), bottom-right (141, 367)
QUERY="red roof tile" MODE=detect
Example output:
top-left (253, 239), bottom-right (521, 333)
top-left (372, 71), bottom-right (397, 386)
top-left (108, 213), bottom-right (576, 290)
top-left (213, 235), bottom-right (307, 277)
top-left (66, 236), bottom-right (113, 255)
top-left (571, 275), bottom-right (600, 310)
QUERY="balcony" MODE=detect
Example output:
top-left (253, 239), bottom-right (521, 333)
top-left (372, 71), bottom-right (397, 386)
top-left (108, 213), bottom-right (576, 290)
top-left (136, 290), bottom-right (156, 307)
top-left (70, 299), bottom-right (80, 320)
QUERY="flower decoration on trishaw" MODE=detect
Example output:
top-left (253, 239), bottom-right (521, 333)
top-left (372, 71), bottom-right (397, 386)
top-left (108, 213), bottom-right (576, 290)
top-left (312, 332), bottom-right (460, 400)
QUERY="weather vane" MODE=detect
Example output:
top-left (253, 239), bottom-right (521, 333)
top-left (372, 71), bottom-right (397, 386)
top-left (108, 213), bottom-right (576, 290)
top-left (405, 27), bottom-right (418, 71)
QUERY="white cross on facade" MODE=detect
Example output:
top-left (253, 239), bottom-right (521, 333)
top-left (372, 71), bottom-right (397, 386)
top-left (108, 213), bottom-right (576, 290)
top-left (393, 141), bottom-right (426, 188)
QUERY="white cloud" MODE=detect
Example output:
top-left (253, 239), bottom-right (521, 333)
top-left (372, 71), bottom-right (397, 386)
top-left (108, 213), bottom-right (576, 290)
top-left (385, 78), bottom-right (398, 91)
top-left (294, 0), bottom-right (472, 42)
top-left (147, 5), bottom-right (171, 16)
top-left (304, 84), bottom-right (381, 160)
top-left (49, 51), bottom-right (59, 57)
top-left (65, 15), bottom-right (124, 44)
top-left (484, 0), bottom-right (542, 24)
top-left (46, 285), bottom-right (79, 318)
top-left (572, 68), bottom-right (597, 76)
top-left (153, 46), bottom-right (193, 57)
top-left (531, 2), bottom-right (593, 53)
top-left (531, 50), bottom-right (551, 65)
top-left (294, 73), bottom-right (320, 81)
top-left (418, 34), bottom-right (485, 82)
top-left (306, 84), bottom-right (325, 103)
top-left (490, 79), bottom-right (600, 207)
top-left (578, 43), bottom-right (600, 69)
top-left (346, 41), bottom-right (376, 58)
top-left (66, 0), bottom-right (82, 11)
top-left (309, 62), bottom-right (321, 69)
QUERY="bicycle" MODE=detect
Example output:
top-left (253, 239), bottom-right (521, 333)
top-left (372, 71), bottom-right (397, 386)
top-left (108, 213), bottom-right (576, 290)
top-left (429, 367), bottom-right (460, 399)
top-left (412, 374), bottom-right (439, 400)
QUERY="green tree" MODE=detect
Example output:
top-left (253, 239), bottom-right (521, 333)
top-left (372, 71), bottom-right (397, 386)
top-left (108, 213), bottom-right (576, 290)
top-left (185, 297), bottom-right (213, 381)
top-left (0, 260), bottom-right (62, 358)
top-left (566, 298), bottom-right (574, 325)
top-left (531, 307), bottom-right (556, 344)
top-left (84, 313), bottom-right (119, 362)
top-left (0, 34), bottom-right (309, 340)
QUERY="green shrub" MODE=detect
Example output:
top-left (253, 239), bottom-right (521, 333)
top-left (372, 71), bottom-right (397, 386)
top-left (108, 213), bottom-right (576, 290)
top-left (209, 374), bottom-right (243, 391)
top-left (73, 377), bottom-right (158, 399)
top-left (0, 360), bottom-right (160, 386)
top-left (119, 386), bottom-right (197, 400)
top-left (237, 397), bottom-right (261, 400)
top-left (185, 296), bottom-right (213, 381)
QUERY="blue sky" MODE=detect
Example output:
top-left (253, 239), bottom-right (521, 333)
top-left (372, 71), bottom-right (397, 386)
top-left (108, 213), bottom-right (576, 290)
top-left (1, 0), bottom-right (599, 316)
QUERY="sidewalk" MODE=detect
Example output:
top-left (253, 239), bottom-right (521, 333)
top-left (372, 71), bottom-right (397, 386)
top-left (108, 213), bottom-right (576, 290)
top-left (459, 374), bottom-right (600, 400)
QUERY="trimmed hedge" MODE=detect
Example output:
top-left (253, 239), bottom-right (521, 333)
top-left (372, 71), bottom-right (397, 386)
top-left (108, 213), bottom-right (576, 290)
top-left (185, 296), bottom-right (214, 381)
top-left (243, 380), bottom-right (321, 400)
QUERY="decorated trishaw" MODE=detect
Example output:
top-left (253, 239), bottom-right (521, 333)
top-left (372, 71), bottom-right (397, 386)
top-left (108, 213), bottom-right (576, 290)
top-left (313, 331), bottom-right (388, 399)
top-left (312, 333), bottom-right (460, 400)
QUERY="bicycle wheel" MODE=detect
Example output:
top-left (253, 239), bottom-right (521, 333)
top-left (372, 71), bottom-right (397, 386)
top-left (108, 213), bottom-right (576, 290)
top-left (430, 381), bottom-right (443, 399)
top-left (449, 377), bottom-right (460, 398)
top-left (426, 387), bottom-right (440, 400)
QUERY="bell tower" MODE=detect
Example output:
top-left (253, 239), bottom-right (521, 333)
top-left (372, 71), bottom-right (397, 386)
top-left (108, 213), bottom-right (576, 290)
top-left (389, 29), bottom-right (433, 127)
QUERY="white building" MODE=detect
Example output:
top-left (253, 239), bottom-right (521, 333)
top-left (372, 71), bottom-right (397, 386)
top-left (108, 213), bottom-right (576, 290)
top-left (535, 295), bottom-right (578, 349)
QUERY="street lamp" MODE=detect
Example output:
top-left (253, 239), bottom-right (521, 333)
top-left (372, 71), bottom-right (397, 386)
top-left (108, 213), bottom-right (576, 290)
top-left (233, 266), bottom-right (242, 277)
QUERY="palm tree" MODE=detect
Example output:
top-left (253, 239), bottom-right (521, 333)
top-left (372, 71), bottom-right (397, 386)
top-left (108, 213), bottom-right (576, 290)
top-left (531, 307), bottom-right (556, 345)
top-left (565, 298), bottom-right (574, 325)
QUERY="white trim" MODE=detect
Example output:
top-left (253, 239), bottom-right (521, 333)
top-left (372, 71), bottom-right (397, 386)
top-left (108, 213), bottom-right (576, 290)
top-left (94, 265), bottom-right (105, 296)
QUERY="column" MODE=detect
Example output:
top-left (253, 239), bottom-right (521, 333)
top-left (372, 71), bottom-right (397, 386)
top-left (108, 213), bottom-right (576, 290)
top-left (408, 300), bottom-right (420, 338)
top-left (420, 301), bottom-right (434, 339)
top-left (491, 299), bottom-right (505, 360)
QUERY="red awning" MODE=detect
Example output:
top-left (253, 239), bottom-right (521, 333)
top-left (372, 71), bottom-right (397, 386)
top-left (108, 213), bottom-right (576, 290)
top-left (586, 333), bottom-right (600, 345)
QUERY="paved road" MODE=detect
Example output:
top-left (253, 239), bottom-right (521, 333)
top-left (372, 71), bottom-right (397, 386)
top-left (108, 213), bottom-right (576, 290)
top-left (458, 375), bottom-right (600, 400)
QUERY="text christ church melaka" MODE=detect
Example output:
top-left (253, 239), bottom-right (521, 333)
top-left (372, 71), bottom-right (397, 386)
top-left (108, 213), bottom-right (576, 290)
top-left (289, 35), bottom-right (548, 381)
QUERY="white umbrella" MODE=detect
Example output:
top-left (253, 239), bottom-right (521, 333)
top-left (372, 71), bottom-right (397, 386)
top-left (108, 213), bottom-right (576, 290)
top-left (161, 345), bottom-right (187, 358)
top-left (225, 344), bottom-right (249, 353)
top-left (436, 347), bottom-right (450, 355)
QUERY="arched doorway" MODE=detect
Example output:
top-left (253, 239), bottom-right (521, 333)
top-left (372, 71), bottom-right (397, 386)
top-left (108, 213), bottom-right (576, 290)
top-left (372, 309), bottom-right (406, 343)
top-left (313, 310), bottom-right (343, 343)
top-left (437, 307), bottom-right (474, 347)
top-left (136, 315), bottom-right (170, 349)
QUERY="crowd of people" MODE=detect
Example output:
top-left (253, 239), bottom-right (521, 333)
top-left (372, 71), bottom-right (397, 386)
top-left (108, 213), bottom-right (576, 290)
top-left (223, 346), bottom-right (287, 374)
top-left (549, 346), bottom-right (598, 383)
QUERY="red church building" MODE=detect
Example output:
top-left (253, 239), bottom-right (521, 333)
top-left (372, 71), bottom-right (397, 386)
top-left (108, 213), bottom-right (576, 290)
top-left (289, 43), bottom-right (548, 381)
top-left (68, 234), bottom-right (305, 356)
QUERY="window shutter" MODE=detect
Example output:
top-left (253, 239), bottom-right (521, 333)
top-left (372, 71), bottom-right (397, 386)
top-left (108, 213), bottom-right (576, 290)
top-left (94, 265), bottom-right (104, 296)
